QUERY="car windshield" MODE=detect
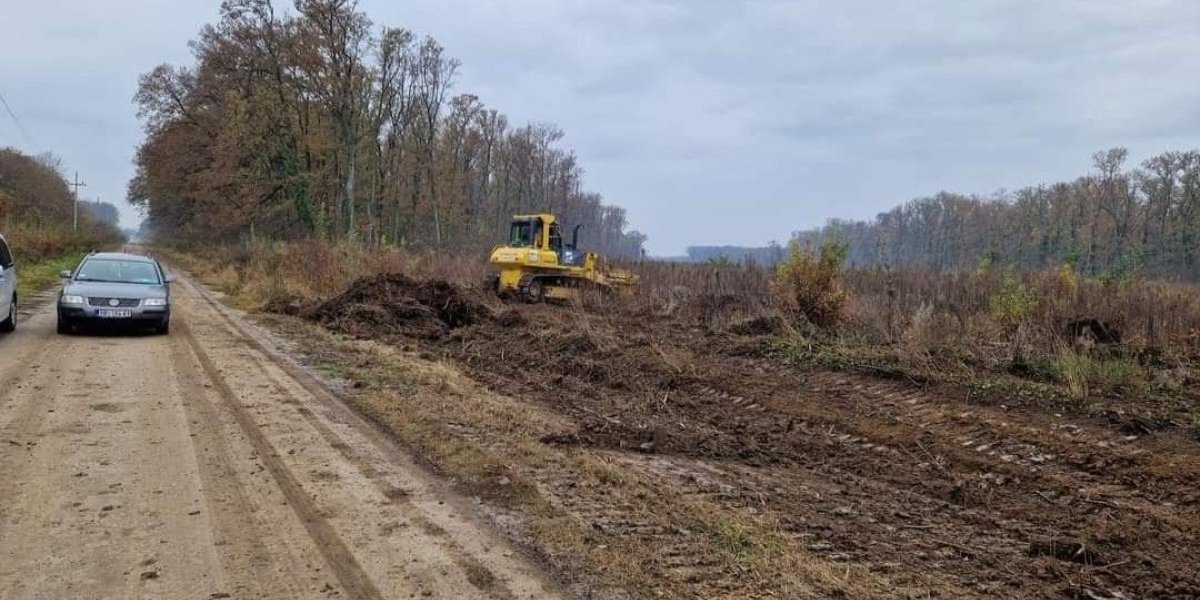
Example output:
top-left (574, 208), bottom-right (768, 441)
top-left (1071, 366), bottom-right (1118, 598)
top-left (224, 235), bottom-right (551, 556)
top-left (75, 259), bottom-right (161, 285)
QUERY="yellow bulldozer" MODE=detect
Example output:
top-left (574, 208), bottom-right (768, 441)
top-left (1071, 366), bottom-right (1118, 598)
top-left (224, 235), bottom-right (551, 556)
top-left (488, 213), bottom-right (636, 302)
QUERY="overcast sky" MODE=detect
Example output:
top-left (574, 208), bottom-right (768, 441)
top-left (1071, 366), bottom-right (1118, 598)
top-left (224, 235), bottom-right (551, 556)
top-left (1, 1), bottom-right (1198, 254)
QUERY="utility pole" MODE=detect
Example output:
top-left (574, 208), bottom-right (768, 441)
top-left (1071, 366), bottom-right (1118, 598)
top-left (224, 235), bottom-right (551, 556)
top-left (68, 171), bottom-right (86, 231)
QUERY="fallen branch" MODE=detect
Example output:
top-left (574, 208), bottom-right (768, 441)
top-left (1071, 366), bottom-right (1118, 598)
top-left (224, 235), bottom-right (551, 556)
top-left (1086, 559), bottom-right (1130, 572)
top-left (1080, 497), bottom-right (1119, 510)
top-left (1034, 491), bottom-right (1060, 505)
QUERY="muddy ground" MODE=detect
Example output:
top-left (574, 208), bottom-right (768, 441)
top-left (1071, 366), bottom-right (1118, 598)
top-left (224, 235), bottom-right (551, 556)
top-left (279, 273), bottom-right (1200, 599)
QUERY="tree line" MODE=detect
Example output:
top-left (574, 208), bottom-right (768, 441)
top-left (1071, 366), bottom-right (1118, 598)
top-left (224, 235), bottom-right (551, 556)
top-left (794, 148), bottom-right (1200, 279)
top-left (130, 0), bottom-right (646, 258)
top-left (0, 147), bottom-right (118, 231)
top-left (82, 201), bottom-right (120, 227)
top-left (683, 245), bottom-right (786, 265)
top-left (0, 147), bottom-right (123, 261)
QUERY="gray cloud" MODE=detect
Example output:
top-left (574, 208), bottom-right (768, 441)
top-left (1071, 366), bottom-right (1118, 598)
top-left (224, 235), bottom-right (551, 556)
top-left (2, 0), bottom-right (1197, 253)
top-left (0, 0), bottom-right (216, 226)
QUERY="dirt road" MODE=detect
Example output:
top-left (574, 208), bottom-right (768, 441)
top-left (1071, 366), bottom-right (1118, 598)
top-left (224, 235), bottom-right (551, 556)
top-left (0, 275), bottom-right (562, 599)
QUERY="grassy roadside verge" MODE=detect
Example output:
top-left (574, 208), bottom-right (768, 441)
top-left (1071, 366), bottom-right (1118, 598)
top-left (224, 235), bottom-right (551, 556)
top-left (16, 252), bottom-right (85, 300)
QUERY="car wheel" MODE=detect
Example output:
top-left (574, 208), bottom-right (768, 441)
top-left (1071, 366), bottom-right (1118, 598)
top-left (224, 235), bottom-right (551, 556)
top-left (157, 320), bottom-right (170, 335)
top-left (0, 297), bottom-right (15, 333)
top-left (56, 315), bottom-right (71, 335)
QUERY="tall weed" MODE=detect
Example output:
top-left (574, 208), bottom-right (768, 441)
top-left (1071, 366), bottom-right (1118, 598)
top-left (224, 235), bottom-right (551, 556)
top-left (773, 240), bottom-right (849, 327)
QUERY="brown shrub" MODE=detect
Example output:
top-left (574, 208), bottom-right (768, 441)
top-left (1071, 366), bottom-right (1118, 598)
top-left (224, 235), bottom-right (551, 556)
top-left (773, 240), bottom-right (849, 327)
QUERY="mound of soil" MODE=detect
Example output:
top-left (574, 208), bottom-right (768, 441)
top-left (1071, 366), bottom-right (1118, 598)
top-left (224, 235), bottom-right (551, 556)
top-left (302, 273), bottom-right (490, 340)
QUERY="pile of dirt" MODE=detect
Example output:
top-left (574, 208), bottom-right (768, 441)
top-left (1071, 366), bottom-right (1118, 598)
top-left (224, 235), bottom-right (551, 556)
top-left (301, 273), bottom-right (491, 340)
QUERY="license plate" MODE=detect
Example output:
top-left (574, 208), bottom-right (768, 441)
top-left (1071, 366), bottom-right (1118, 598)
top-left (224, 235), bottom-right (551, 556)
top-left (96, 309), bottom-right (133, 318)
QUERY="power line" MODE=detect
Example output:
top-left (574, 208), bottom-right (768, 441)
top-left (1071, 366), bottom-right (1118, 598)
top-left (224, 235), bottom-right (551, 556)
top-left (0, 91), bottom-right (35, 147)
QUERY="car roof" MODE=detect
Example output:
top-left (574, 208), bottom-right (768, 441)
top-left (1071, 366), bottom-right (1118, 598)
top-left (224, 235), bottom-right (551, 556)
top-left (85, 252), bottom-right (156, 263)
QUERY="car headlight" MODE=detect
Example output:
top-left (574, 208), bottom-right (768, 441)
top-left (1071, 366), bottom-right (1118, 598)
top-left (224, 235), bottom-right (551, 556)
top-left (61, 294), bottom-right (85, 305)
top-left (143, 298), bottom-right (168, 307)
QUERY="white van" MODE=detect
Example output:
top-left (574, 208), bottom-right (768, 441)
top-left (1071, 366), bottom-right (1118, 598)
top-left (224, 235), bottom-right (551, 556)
top-left (0, 235), bottom-right (16, 332)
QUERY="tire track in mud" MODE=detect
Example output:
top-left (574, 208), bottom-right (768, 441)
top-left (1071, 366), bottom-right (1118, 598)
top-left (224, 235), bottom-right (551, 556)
top-left (678, 363), bottom-right (1190, 515)
top-left (255, 366), bottom-right (520, 600)
top-left (777, 372), bottom-right (1199, 519)
top-left (685, 370), bottom-right (1200, 596)
top-left (175, 316), bottom-right (386, 600)
top-left (173, 273), bottom-right (557, 600)
top-left (799, 371), bottom-right (1192, 486)
top-left (0, 288), bottom-right (89, 435)
top-left (165, 331), bottom-right (310, 599)
top-left (680, 370), bottom-right (1200, 595)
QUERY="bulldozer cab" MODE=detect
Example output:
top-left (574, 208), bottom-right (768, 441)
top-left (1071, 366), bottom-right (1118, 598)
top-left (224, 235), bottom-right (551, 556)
top-left (508, 218), bottom-right (541, 248)
top-left (506, 215), bottom-right (580, 266)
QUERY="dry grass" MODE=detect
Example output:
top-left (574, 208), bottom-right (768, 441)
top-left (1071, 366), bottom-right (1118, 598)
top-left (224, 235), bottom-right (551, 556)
top-left (0, 222), bottom-right (124, 299)
top-left (3, 221), bottom-right (123, 264)
top-left (165, 238), bottom-right (487, 310)
top-left (179, 238), bottom-right (1200, 415)
top-left (612, 258), bottom-right (1200, 419)
top-left (845, 264), bottom-right (1200, 357)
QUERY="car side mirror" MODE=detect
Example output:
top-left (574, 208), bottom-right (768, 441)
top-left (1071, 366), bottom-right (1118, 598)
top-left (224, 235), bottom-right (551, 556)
top-left (59, 270), bottom-right (72, 279)
top-left (164, 275), bottom-right (177, 283)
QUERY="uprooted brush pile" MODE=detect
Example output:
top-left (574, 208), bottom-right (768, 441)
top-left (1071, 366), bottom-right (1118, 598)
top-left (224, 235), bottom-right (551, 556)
top-left (298, 273), bottom-right (495, 340)
top-left (269, 271), bottom-right (1200, 599)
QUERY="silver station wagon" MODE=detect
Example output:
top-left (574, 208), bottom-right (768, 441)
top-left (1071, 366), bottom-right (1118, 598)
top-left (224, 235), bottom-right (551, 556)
top-left (57, 252), bottom-right (173, 334)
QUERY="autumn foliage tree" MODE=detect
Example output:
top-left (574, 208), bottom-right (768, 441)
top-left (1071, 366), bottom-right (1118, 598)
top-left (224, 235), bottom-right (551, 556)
top-left (0, 147), bottom-right (122, 260)
top-left (130, 0), bottom-right (646, 257)
top-left (0, 149), bottom-right (78, 225)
